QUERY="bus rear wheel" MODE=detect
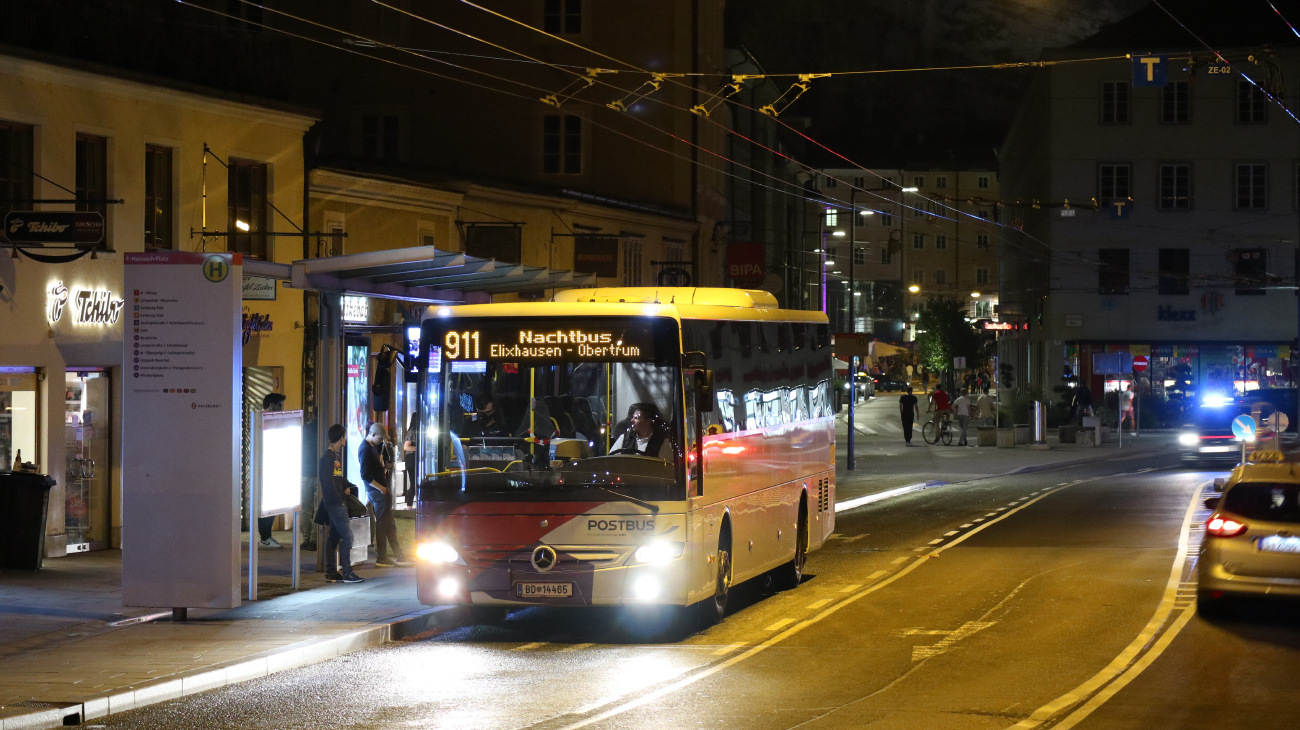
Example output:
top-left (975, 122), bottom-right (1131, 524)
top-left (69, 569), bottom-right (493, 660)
top-left (772, 503), bottom-right (808, 590)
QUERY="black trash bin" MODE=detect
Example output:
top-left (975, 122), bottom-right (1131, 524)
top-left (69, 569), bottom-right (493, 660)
top-left (0, 470), bottom-right (57, 570)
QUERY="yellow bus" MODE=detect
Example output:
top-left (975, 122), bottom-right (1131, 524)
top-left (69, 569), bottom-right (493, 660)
top-left (412, 287), bottom-right (835, 620)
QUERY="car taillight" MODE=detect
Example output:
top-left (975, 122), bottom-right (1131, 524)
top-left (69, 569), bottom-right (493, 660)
top-left (1206, 516), bottom-right (1248, 537)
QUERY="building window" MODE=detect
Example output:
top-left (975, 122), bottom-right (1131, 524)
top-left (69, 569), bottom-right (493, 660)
top-left (361, 115), bottom-right (399, 161)
top-left (543, 0), bottom-right (582, 35)
top-left (227, 158), bottom-right (269, 259)
top-left (144, 145), bottom-right (173, 250)
top-left (853, 176), bottom-right (865, 188)
top-left (622, 237), bottom-right (642, 286)
top-left (1233, 248), bottom-right (1267, 295)
top-left (1100, 81), bottom-right (1130, 123)
top-left (823, 176), bottom-right (837, 189)
top-left (976, 268), bottom-right (989, 285)
top-left (880, 248), bottom-right (892, 265)
top-left (853, 247), bottom-right (868, 265)
top-left (934, 269), bottom-right (947, 285)
top-left (542, 114), bottom-right (582, 175)
top-left (935, 235), bottom-right (948, 250)
top-left (1237, 81), bottom-right (1267, 123)
top-left (1159, 164), bottom-right (1191, 210)
top-left (976, 234), bottom-right (989, 249)
top-left (75, 134), bottom-right (108, 224)
top-left (880, 209), bottom-right (893, 226)
top-left (929, 200), bottom-right (944, 216)
top-left (1158, 248), bottom-right (1190, 295)
top-left (418, 226), bottom-right (436, 247)
top-left (1161, 81), bottom-right (1190, 123)
top-left (911, 202), bottom-right (922, 218)
top-left (825, 207), bottom-right (838, 226)
top-left (977, 175), bottom-right (989, 189)
top-left (912, 233), bottom-right (924, 249)
top-left (935, 175), bottom-right (947, 189)
top-left (1098, 248), bottom-right (1130, 294)
top-left (913, 175), bottom-right (924, 188)
top-left (0, 121), bottom-right (34, 222)
top-left (225, 0), bottom-right (263, 33)
top-left (911, 268), bottom-right (924, 285)
top-left (1098, 163), bottom-right (1132, 207)
top-left (1236, 163), bottom-right (1267, 209)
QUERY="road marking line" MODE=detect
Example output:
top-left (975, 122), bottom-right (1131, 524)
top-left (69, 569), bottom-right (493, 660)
top-left (556, 643), bottom-right (594, 653)
top-left (928, 538), bottom-right (944, 545)
top-left (960, 523), bottom-right (974, 528)
top-left (995, 507), bottom-right (1008, 511)
top-left (555, 481), bottom-right (1082, 730)
top-left (840, 584), bottom-right (863, 592)
top-left (944, 531), bottom-right (959, 536)
top-left (513, 642), bottom-right (548, 651)
top-left (807, 599), bottom-right (833, 609)
top-left (843, 535), bottom-right (867, 543)
top-left (912, 621), bottom-right (997, 661)
top-left (891, 557), bottom-right (910, 564)
top-left (711, 642), bottom-right (745, 656)
top-left (765, 618), bottom-right (795, 631)
top-left (866, 570), bottom-right (887, 581)
top-left (973, 517), bottom-right (985, 522)
top-left (1006, 479), bottom-right (1206, 729)
top-left (912, 547), bottom-right (927, 552)
top-left (835, 481), bottom-right (945, 513)
top-left (986, 512), bottom-right (999, 516)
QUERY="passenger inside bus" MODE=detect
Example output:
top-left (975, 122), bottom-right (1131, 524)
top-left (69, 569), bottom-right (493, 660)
top-left (465, 394), bottom-right (509, 438)
top-left (609, 403), bottom-right (675, 460)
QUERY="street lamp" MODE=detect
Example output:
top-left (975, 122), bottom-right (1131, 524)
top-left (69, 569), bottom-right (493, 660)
top-left (908, 284), bottom-right (920, 294)
top-left (970, 291), bottom-right (981, 298)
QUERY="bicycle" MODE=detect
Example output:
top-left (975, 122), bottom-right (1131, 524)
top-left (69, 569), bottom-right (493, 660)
top-left (922, 412), bottom-right (953, 445)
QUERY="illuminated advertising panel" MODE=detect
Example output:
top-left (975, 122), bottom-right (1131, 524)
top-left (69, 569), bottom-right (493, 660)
top-left (260, 410), bottom-right (303, 517)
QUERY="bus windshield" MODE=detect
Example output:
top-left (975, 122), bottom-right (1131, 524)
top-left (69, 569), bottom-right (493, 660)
top-left (419, 316), bottom-right (686, 503)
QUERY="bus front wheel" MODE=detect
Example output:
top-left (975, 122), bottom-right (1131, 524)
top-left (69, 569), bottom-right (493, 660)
top-left (704, 530), bottom-right (732, 624)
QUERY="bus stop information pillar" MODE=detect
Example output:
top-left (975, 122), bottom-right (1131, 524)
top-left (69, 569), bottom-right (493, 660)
top-left (122, 252), bottom-right (243, 613)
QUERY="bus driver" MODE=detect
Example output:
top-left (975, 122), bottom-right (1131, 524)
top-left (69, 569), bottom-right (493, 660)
top-left (609, 403), bottom-right (674, 460)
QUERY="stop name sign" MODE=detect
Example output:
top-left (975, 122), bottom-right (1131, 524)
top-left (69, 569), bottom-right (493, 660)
top-left (1132, 355), bottom-right (1149, 372)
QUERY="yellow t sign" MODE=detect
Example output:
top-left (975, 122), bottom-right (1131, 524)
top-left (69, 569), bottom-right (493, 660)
top-left (1140, 57), bottom-right (1160, 81)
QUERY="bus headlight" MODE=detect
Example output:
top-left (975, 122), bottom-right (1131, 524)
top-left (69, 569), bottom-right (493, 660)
top-left (1178, 432), bottom-right (1198, 446)
top-left (633, 541), bottom-right (684, 564)
top-left (417, 541), bottom-right (460, 564)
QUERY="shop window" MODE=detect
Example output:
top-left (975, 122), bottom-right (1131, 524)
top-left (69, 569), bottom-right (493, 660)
top-left (1233, 248), bottom-right (1267, 295)
top-left (1098, 248), bottom-right (1130, 294)
top-left (1158, 248), bottom-right (1190, 295)
top-left (1159, 164), bottom-right (1191, 210)
top-left (144, 145), bottom-right (173, 249)
top-left (1162, 81), bottom-right (1190, 123)
top-left (0, 121), bottom-right (34, 221)
top-left (1098, 163), bottom-right (1131, 207)
top-left (0, 368), bottom-right (38, 472)
top-left (543, 0), bottom-right (583, 35)
top-left (76, 133), bottom-right (109, 228)
top-left (1236, 163), bottom-right (1267, 209)
top-left (1237, 80), bottom-right (1267, 123)
top-left (227, 158), bottom-right (269, 258)
top-left (542, 114), bottom-right (583, 175)
top-left (65, 371), bottom-right (110, 551)
top-left (1100, 81), bottom-right (1130, 123)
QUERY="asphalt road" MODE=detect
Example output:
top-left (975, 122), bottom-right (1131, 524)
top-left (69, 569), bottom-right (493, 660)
top-left (95, 453), bottom-right (1300, 730)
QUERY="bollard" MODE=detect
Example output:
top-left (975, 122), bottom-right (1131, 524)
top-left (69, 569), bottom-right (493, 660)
top-left (1031, 401), bottom-right (1049, 449)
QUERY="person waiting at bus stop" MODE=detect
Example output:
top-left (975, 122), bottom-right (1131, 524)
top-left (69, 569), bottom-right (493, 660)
top-left (610, 403), bottom-right (674, 460)
top-left (314, 424), bottom-right (364, 584)
top-left (361, 423), bottom-right (412, 568)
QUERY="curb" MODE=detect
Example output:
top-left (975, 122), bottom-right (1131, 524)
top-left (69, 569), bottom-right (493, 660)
top-left (0, 605), bottom-right (465, 730)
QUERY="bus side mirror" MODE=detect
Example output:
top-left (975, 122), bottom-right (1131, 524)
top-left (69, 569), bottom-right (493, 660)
top-left (683, 351), bottom-right (707, 370)
top-left (695, 370), bottom-right (715, 412)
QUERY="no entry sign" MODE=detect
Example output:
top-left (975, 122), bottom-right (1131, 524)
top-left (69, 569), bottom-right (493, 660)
top-left (1132, 355), bottom-right (1149, 372)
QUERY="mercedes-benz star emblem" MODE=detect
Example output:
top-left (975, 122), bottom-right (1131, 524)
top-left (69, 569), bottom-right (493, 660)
top-left (531, 545), bottom-right (558, 572)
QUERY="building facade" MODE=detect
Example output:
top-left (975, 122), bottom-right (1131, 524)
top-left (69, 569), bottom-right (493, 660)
top-left (999, 12), bottom-right (1300, 403)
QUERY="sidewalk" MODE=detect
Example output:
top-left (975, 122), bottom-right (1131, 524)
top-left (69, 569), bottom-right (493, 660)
top-left (0, 430), bottom-right (1173, 729)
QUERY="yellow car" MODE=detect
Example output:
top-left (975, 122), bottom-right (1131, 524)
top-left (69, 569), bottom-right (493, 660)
top-left (1198, 451), bottom-right (1300, 616)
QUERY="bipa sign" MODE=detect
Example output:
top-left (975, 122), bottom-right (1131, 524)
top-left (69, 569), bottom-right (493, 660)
top-left (727, 242), bottom-right (765, 284)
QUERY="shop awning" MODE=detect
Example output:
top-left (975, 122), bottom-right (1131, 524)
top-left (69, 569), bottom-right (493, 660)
top-left (871, 341), bottom-right (911, 358)
top-left (244, 247), bottom-right (597, 303)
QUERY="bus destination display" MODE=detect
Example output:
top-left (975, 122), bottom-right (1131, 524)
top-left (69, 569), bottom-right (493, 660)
top-left (436, 320), bottom-right (660, 363)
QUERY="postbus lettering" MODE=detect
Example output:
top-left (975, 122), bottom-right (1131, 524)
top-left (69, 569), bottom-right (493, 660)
top-left (587, 518), bottom-right (656, 531)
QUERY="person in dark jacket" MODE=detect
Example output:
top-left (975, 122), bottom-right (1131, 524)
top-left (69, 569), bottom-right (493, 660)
top-left (314, 424), bottom-right (364, 583)
top-left (361, 423), bottom-right (411, 568)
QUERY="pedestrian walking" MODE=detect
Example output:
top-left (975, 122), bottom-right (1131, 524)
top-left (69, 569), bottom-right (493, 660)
top-left (314, 423), bottom-right (364, 583)
top-left (1119, 383), bottom-right (1136, 434)
top-left (953, 389), bottom-right (972, 446)
top-left (361, 423), bottom-right (412, 568)
top-left (976, 388), bottom-right (996, 427)
top-left (899, 386), bottom-right (920, 446)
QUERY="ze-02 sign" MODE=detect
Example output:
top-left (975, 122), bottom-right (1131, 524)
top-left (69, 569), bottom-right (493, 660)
top-left (5, 211), bottom-right (105, 245)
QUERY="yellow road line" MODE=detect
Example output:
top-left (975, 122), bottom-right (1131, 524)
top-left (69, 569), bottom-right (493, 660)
top-left (765, 618), bottom-right (795, 631)
top-left (807, 599), bottom-right (832, 609)
top-left (841, 583), bottom-right (863, 592)
top-left (556, 643), bottom-right (594, 653)
top-left (512, 642), bottom-right (548, 651)
top-left (711, 641), bottom-right (745, 656)
top-left (891, 556), bottom-right (910, 564)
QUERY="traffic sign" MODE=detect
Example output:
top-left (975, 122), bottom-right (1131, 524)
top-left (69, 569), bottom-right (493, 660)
top-left (953, 356), bottom-right (967, 369)
top-left (1132, 55), bottom-right (1168, 87)
top-left (1268, 412), bottom-right (1290, 433)
top-left (1232, 414), bottom-right (1256, 440)
top-left (1132, 355), bottom-right (1149, 372)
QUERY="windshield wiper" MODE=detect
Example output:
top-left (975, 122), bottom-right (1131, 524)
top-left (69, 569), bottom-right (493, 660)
top-left (589, 486), bottom-right (660, 514)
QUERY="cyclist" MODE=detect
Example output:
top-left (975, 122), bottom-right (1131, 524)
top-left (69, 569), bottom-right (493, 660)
top-left (928, 387), bottom-right (951, 430)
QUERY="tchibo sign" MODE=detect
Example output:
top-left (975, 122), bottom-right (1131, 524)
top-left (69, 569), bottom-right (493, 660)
top-left (47, 281), bottom-right (124, 325)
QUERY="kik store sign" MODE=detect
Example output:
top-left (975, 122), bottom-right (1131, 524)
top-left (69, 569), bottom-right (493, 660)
top-left (47, 281), bottom-right (124, 325)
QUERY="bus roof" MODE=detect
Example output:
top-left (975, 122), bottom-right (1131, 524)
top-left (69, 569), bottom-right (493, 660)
top-left (427, 287), bottom-right (828, 324)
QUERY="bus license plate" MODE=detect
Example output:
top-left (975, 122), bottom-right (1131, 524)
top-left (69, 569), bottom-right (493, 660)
top-left (516, 582), bottom-right (573, 598)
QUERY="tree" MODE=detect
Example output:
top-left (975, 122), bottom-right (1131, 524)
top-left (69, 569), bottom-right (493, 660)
top-left (914, 298), bottom-right (986, 381)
